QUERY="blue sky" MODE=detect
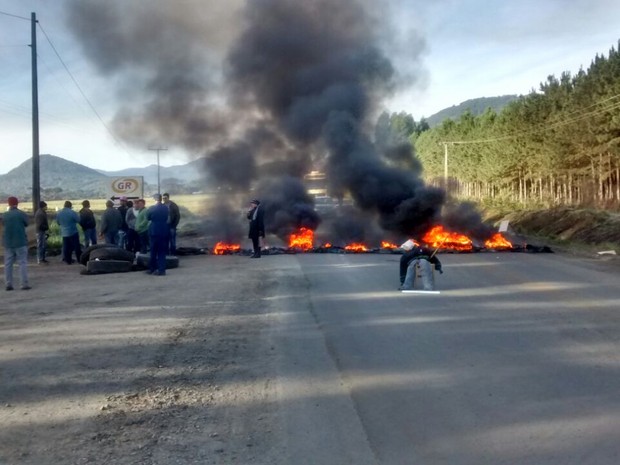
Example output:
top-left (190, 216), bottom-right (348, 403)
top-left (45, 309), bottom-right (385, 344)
top-left (1, 0), bottom-right (619, 175)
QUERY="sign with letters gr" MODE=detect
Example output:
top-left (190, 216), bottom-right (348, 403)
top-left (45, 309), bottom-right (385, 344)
top-left (107, 176), bottom-right (144, 201)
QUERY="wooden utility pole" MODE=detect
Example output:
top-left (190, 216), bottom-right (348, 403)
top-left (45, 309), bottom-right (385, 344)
top-left (31, 12), bottom-right (40, 212)
top-left (148, 146), bottom-right (167, 194)
top-left (443, 142), bottom-right (449, 184)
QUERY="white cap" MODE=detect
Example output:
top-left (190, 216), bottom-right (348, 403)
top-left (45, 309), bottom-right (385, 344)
top-left (400, 239), bottom-right (415, 251)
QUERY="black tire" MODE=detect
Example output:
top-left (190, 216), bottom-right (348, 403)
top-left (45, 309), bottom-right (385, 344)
top-left (86, 259), bottom-right (132, 274)
top-left (89, 247), bottom-right (135, 263)
top-left (79, 243), bottom-right (118, 265)
top-left (135, 253), bottom-right (179, 270)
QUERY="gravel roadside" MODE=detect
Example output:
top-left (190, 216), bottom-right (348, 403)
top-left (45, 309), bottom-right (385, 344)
top-left (1, 254), bottom-right (288, 464)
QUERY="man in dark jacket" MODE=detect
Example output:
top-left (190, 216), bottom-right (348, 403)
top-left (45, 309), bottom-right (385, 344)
top-left (3, 196), bottom-right (30, 290)
top-left (99, 200), bottom-right (123, 245)
top-left (34, 200), bottom-right (50, 264)
top-left (162, 193), bottom-right (180, 255)
top-left (117, 196), bottom-right (129, 249)
top-left (79, 200), bottom-right (97, 248)
top-left (247, 199), bottom-right (265, 258)
top-left (146, 194), bottom-right (170, 275)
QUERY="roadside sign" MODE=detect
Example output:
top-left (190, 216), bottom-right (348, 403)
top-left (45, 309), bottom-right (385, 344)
top-left (107, 176), bottom-right (144, 201)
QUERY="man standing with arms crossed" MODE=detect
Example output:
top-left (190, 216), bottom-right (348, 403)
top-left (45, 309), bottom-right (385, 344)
top-left (162, 193), bottom-right (180, 255)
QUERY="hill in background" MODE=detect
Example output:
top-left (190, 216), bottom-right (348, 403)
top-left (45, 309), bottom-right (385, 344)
top-left (0, 154), bottom-right (109, 200)
top-left (425, 95), bottom-right (519, 127)
top-left (0, 154), bottom-right (208, 200)
top-left (1, 96), bottom-right (517, 200)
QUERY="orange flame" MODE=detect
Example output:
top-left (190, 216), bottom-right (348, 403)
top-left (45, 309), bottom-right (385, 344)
top-left (484, 233), bottom-right (512, 249)
top-left (422, 225), bottom-right (473, 252)
top-left (381, 241), bottom-right (398, 249)
top-left (289, 227), bottom-right (314, 250)
top-left (344, 243), bottom-right (369, 252)
top-left (214, 242), bottom-right (241, 255)
top-left (323, 242), bottom-right (332, 248)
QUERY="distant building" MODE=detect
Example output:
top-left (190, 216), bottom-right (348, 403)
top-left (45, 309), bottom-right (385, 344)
top-left (304, 171), bottom-right (327, 197)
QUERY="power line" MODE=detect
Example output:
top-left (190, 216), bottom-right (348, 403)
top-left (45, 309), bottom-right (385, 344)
top-left (36, 21), bottom-right (133, 156)
top-left (0, 10), bottom-right (31, 21)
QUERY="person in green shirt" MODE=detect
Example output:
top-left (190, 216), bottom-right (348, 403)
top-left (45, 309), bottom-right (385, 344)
top-left (134, 198), bottom-right (150, 253)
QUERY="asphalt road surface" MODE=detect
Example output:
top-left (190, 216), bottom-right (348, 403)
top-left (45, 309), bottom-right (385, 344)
top-left (280, 250), bottom-right (620, 464)
top-left (1, 249), bottom-right (619, 464)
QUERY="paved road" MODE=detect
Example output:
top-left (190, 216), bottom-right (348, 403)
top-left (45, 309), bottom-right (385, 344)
top-left (274, 250), bottom-right (620, 464)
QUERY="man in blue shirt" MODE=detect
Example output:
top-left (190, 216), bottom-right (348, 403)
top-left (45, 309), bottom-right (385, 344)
top-left (56, 200), bottom-right (82, 264)
top-left (146, 194), bottom-right (169, 276)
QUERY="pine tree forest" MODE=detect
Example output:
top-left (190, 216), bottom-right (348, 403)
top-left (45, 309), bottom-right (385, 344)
top-left (413, 41), bottom-right (620, 209)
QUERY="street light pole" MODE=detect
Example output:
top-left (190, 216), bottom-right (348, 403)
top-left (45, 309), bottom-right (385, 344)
top-left (148, 146), bottom-right (167, 194)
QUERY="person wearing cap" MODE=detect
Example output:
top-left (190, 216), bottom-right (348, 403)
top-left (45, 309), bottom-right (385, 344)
top-left (247, 199), bottom-right (265, 258)
top-left (146, 193), bottom-right (169, 275)
top-left (399, 240), bottom-right (443, 290)
top-left (34, 200), bottom-right (50, 264)
top-left (56, 200), bottom-right (82, 265)
top-left (3, 196), bottom-right (31, 290)
top-left (79, 200), bottom-right (97, 249)
top-left (99, 200), bottom-right (123, 245)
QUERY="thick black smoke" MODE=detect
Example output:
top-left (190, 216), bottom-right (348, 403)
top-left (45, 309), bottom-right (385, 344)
top-left (66, 0), bottom-right (493, 245)
top-left (253, 176), bottom-right (321, 240)
top-left (224, 0), bottom-right (445, 240)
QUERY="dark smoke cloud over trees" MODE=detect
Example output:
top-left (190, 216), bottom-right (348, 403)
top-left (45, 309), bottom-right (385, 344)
top-left (65, 0), bottom-right (490, 243)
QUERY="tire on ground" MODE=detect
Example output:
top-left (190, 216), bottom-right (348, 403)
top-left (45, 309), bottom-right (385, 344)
top-left (86, 259), bottom-right (132, 274)
top-left (89, 247), bottom-right (135, 263)
top-left (135, 253), bottom-right (179, 270)
top-left (79, 243), bottom-right (119, 265)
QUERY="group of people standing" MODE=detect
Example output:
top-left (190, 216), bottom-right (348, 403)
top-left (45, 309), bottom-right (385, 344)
top-left (3, 193), bottom-right (181, 290)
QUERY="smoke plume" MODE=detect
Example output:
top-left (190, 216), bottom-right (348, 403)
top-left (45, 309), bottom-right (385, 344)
top-left (66, 0), bottom-right (494, 245)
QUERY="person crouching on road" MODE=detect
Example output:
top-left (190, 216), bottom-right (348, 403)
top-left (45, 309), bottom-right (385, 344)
top-left (3, 196), bottom-right (31, 290)
top-left (247, 199), bottom-right (265, 258)
top-left (146, 194), bottom-right (169, 276)
top-left (399, 241), bottom-right (443, 290)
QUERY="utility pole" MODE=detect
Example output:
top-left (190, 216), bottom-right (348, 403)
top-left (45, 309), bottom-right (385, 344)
top-left (442, 142), bottom-right (450, 188)
top-left (148, 146), bottom-right (167, 194)
top-left (31, 12), bottom-right (40, 212)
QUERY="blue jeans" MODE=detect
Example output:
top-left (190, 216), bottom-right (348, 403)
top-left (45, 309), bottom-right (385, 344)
top-left (83, 228), bottom-right (97, 248)
top-left (62, 233), bottom-right (82, 264)
top-left (104, 231), bottom-right (118, 245)
top-left (149, 235), bottom-right (168, 274)
top-left (168, 227), bottom-right (177, 255)
top-left (4, 245), bottom-right (29, 288)
top-left (117, 230), bottom-right (127, 249)
top-left (36, 231), bottom-right (47, 263)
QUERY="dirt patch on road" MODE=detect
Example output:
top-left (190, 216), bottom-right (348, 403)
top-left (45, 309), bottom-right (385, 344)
top-left (0, 254), bottom-right (287, 464)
